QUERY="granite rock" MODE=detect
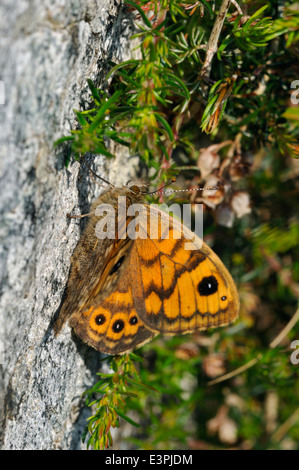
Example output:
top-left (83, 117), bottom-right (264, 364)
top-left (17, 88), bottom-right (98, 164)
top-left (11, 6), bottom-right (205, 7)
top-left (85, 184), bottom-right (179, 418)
top-left (0, 0), bottom-right (137, 450)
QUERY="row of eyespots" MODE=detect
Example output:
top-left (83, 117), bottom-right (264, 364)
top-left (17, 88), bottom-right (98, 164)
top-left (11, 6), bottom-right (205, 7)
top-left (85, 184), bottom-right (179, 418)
top-left (95, 312), bottom-right (138, 333)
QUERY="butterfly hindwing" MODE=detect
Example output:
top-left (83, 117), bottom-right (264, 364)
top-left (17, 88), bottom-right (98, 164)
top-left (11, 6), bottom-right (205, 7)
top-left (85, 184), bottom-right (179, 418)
top-left (69, 277), bottom-right (155, 355)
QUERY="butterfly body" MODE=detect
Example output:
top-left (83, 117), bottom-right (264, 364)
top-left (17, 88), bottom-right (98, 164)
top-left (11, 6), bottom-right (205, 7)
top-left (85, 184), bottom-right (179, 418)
top-left (54, 179), bottom-right (239, 355)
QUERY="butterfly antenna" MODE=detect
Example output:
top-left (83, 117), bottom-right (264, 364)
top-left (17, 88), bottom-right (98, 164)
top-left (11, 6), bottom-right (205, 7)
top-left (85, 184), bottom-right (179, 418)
top-left (146, 178), bottom-right (176, 195)
top-left (81, 155), bottom-right (114, 188)
top-left (147, 178), bottom-right (219, 196)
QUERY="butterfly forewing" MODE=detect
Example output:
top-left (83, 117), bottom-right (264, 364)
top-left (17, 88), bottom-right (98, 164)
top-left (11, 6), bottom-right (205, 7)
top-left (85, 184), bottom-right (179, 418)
top-left (129, 205), bottom-right (239, 334)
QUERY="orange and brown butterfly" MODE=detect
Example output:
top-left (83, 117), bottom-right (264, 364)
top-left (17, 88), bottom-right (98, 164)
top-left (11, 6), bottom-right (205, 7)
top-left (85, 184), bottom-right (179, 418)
top-left (54, 178), bottom-right (239, 355)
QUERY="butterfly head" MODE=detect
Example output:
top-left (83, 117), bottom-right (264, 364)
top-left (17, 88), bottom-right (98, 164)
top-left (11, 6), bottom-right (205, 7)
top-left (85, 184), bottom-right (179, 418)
top-left (125, 179), bottom-right (149, 196)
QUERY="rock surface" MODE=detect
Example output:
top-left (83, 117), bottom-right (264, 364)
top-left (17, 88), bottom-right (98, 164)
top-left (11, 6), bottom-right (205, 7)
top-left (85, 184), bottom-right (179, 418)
top-left (0, 0), bottom-right (137, 450)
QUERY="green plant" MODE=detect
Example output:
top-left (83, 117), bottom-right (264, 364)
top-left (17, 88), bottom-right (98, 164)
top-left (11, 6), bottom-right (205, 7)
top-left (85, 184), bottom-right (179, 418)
top-left (82, 353), bottom-right (157, 450)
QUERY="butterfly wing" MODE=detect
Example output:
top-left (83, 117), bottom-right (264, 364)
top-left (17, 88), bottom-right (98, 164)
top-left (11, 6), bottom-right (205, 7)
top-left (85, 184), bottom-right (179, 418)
top-left (54, 225), bottom-right (129, 334)
top-left (55, 229), bottom-right (155, 354)
top-left (129, 205), bottom-right (239, 334)
top-left (69, 272), bottom-right (156, 355)
top-left (56, 187), bottom-right (239, 355)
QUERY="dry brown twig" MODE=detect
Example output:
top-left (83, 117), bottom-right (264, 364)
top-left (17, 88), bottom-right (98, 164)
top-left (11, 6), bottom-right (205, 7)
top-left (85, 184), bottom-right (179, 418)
top-left (200, 0), bottom-right (242, 80)
top-left (272, 407), bottom-right (299, 444)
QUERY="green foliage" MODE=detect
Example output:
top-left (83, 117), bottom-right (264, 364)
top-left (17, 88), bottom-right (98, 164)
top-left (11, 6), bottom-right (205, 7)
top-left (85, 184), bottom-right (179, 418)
top-left (54, 85), bottom-right (129, 158)
top-left (251, 222), bottom-right (299, 264)
top-left (56, 0), bottom-right (299, 183)
top-left (219, 5), bottom-right (276, 53)
top-left (272, 5), bottom-right (299, 48)
top-left (82, 354), bottom-right (157, 450)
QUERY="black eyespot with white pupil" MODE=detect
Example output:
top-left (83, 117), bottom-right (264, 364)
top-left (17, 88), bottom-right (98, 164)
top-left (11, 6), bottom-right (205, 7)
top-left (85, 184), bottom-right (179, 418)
top-left (198, 276), bottom-right (218, 296)
top-left (221, 296), bottom-right (227, 301)
top-left (112, 319), bottom-right (125, 333)
top-left (95, 314), bottom-right (106, 325)
top-left (129, 316), bottom-right (138, 325)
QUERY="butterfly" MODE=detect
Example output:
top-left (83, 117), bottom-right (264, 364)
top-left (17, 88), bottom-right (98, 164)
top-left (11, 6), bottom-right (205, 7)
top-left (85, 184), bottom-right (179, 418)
top-left (54, 178), bottom-right (239, 355)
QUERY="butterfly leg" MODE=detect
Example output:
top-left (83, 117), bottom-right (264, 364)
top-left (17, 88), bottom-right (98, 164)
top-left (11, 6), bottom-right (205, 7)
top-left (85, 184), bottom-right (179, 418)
top-left (88, 170), bottom-right (107, 187)
top-left (66, 211), bottom-right (95, 219)
top-left (81, 154), bottom-right (113, 188)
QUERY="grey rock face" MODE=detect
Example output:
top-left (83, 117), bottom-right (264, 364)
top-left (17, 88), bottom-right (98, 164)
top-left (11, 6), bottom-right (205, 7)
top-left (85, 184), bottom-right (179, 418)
top-left (0, 0), bottom-right (136, 450)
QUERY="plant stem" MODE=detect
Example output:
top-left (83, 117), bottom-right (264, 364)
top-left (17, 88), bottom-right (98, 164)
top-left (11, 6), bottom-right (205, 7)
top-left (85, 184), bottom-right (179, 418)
top-left (200, 0), bottom-right (232, 80)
